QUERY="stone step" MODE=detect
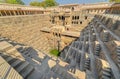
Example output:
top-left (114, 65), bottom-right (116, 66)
top-left (7, 47), bottom-right (21, 55)
top-left (117, 56), bottom-right (120, 60)
top-left (102, 75), bottom-right (111, 79)
top-left (0, 59), bottom-right (10, 78)
top-left (0, 39), bottom-right (4, 42)
top-left (7, 41), bottom-right (17, 45)
top-left (0, 41), bottom-right (13, 51)
top-left (117, 46), bottom-right (120, 49)
top-left (5, 66), bottom-right (23, 79)
top-left (117, 59), bottom-right (120, 62)
top-left (102, 71), bottom-right (111, 77)
top-left (15, 61), bottom-right (29, 73)
top-left (0, 54), bottom-right (9, 59)
top-left (18, 48), bottom-right (26, 53)
top-left (21, 48), bottom-right (31, 54)
top-left (3, 46), bottom-right (13, 52)
top-left (7, 40), bottom-right (13, 43)
top-left (96, 45), bottom-right (100, 48)
top-left (11, 59), bottom-right (23, 68)
top-left (85, 60), bottom-right (90, 63)
top-left (6, 48), bottom-right (16, 54)
top-left (96, 47), bottom-right (100, 50)
top-left (85, 63), bottom-right (89, 66)
top-left (85, 65), bottom-right (89, 68)
top-left (95, 50), bottom-right (100, 53)
top-left (95, 53), bottom-right (99, 56)
top-left (116, 50), bottom-right (120, 53)
top-left (20, 65), bottom-right (34, 78)
top-left (2, 37), bottom-right (9, 40)
top-left (0, 56), bottom-right (23, 79)
top-left (8, 58), bottom-right (17, 64)
top-left (5, 56), bottom-right (15, 62)
top-left (104, 68), bottom-right (111, 72)
top-left (14, 45), bottom-right (22, 49)
top-left (117, 53), bottom-right (120, 56)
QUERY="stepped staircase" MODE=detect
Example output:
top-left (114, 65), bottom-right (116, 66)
top-left (60, 14), bottom-right (120, 79)
top-left (0, 37), bottom-right (84, 79)
top-left (0, 40), bottom-right (35, 79)
top-left (0, 56), bottom-right (23, 79)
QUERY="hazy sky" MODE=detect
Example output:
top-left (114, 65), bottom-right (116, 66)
top-left (23, 0), bottom-right (109, 5)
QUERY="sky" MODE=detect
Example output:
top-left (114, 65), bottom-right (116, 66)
top-left (23, 0), bottom-right (109, 5)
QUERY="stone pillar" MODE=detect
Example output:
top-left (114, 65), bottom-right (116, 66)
top-left (17, 10), bottom-right (20, 15)
top-left (13, 11), bottom-right (16, 15)
top-left (9, 11), bottom-right (12, 16)
top-left (23, 11), bottom-right (26, 15)
top-left (4, 10), bottom-right (7, 16)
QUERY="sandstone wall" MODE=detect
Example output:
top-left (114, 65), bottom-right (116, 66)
top-left (0, 14), bottom-right (52, 53)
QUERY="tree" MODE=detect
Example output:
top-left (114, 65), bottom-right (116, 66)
top-left (16, 0), bottom-right (24, 5)
top-left (29, 0), bottom-right (58, 7)
top-left (29, 1), bottom-right (41, 6)
top-left (109, 0), bottom-right (120, 3)
top-left (44, 0), bottom-right (58, 7)
top-left (0, 0), bottom-right (5, 3)
top-left (0, 0), bottom-right (24, 5)
top-left (39, 1), bottom-right (46, 7)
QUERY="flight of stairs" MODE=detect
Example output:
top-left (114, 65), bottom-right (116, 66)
top-left (102, 68), bottom-right (112, 79)
top-left (84, 58), bottom-right (90, 70)
top-left (0, 56), bottom-right (23, 79)
top-left (60, 14), bottom-right (120, 79)
top-left (0, 41), bottom-right (35, 79)
top-left (52, 67), bottom-right (75, 79)
top-left (95, 44), bottom-right (101, 56)
top-left (0, 37), bottom-right (84, 79)
top-left (117, 46), bottom-right (120, 67)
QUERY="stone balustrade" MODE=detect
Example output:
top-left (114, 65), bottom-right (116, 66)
top-left (0, 3), bottom-right (44, 10)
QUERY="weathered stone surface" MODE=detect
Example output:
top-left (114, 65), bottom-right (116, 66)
top-left (0, 2), bottom-right (120, 79)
